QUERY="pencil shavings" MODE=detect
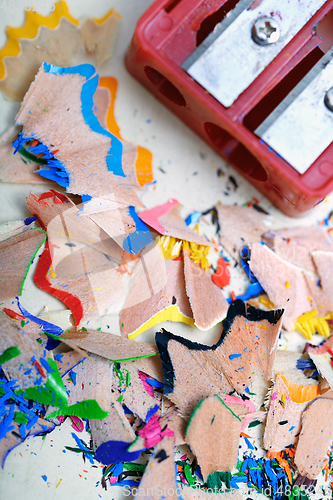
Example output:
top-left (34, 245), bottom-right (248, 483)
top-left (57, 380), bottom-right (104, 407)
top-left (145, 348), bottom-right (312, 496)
top-left (183, 248), bottom-right (228, 330)
top-left (216, 205), bottom-right (270, 260)
top-left (250, 242), bottom-right (315, 331)
top-left (0, 313), bottom-right (48, 390)
top-left (185, 395), bottom-right (242, 481)
top-left (15, 63), bottom-right (143, 205)
top-left (120, 242), bottom-right (194, 338)
top-left (61, 329), bottom-right (159, 362)
top-left (0, 1), bottom-right (120, 101)
top-left (113, 361), bottom-right (161, 423)
top-left (155, 300), bottom-right (283, 417)
top-left (308, 335), bottom-right (333, 390)
top-left (0, 224), bottom-right (46, 301)
top-left (263, 374), bottom-right (319, 453)
top-left (138, 200), bottom-right (210, 247)
top-left (295, 398), bottom-right (333, 480)
top-left (262, 227), bottom-right (333, 272)
top-left (133, 436), bottom-right (180, 500)
top-left (27, 191), bottom-right (136, 326)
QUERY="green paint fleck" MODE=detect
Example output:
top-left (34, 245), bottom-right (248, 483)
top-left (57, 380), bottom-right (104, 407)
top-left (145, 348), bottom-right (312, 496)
top-left (24, 358), bottom-right (68, 407)
top-left (248, 420), bottom-right (261, 428)
top-left (21, 320), bottom-right (25, 327)
top-left (14, 412), bottom-right (29, 424)
top-left (12, 261), bottom-right (15, 265)
top-left (37, 338), bottom-right (43, 344)
top-left (0, 346), bottom-right (21, 365)
top-left (82, 327), bottom-right (87, 331)
top-left (47, 399), bottom-right (110, 420)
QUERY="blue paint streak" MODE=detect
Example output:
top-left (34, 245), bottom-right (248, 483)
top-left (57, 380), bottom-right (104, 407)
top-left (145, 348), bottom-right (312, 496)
top-left (43, 62), bottom-right (125, 178)
top-left (17, 299), bottom-right (63, 336)
top-left (122, 206), bottom-right (152, 255)
top-left (145, 378), bottom-right (164, 388)
top-left (145, 403), bottom-right (160, 423)
top-left (229, 353), bottom-right (242, 360)
top-left (69, 370), bottom-right (77, 386)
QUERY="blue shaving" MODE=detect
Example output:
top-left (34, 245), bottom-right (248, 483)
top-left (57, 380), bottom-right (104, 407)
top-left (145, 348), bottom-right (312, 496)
top-left (185, 212), bottom-right (202, 226)
top-left (145, 378), bottom-right (164, 388)
top-left (122, 206), bottom-right (152, 255)
top-left (296, 358), bottom-right (316, 370)
top-left (24, 216), bottom-right (37, 226)
top-left (95, 440), bottom-right (141, 465)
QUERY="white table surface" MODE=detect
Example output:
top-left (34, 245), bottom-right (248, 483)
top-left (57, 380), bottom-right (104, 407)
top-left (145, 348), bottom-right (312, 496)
top-left (0, 1), bottom-right (332, 499)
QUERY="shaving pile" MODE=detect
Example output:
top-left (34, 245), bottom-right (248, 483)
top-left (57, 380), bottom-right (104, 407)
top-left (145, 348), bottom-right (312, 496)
top-left (1, 3), bottom-right (333, 500)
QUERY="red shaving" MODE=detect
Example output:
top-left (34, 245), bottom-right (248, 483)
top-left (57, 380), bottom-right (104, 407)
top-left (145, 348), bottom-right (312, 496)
top-left (49, 189), bottom-right (69, 202)
top-left (38, 190), bottom-right (69, 203)
top-left (51, 149), bottom-right (60, 155)
top-left (211, 257), bottom-right (230, 288)
top-left (34, 240), bottom-right (83, 326)
top-left (230, 291), bottom-right (237, 302)
top-left (3, 308), bottom-right (26, 321)
top-left (31, 139), bottom-right (39, 147)
top-left (37, 153), bottom-right (43, 159)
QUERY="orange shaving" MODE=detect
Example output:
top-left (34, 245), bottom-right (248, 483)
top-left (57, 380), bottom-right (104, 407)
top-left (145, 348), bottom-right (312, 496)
top-left (279, 374), bottom-right (320, 403)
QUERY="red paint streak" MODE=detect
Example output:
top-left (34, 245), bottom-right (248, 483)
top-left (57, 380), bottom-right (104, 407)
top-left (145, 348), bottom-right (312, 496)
top-left (37, 153), bottom-right (43, 159)
top-left (31, 140), bottom-right (39, 147)
top-left (212, 257), bottom-right (230, 288)
top-left (230, 291), bottom-right (237, 302)
top-left (33, 360), bottom-right (46, 378)
top-left (3, 308), bottom-right (25, 321)
top-left (51, 149), bottom-right (60, 155)
top-left (34, 240), bottom-right (83, 326)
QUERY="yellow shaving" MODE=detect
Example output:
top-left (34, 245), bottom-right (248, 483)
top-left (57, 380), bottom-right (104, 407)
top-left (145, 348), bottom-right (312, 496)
top-left (128, 306), bottom-right (194, 339)
top-left (259, 295), bottom-right (275, 309)
top-left (295, 310), bottom-right (333, 340)
top-left (157, 236), bottom-right (210, 270)
top-left (0, 1), bottom-right (79, 80)
top-left (157, 235), bottom-right (182, 260)
top-left (94, 7), bottom-right (121, 24)
top-left (183, 240), bottom-right (210, 271)
top-left (279, 374), bottom-right (320, 404)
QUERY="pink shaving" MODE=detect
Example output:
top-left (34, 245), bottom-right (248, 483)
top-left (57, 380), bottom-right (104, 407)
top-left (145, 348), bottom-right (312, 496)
top-left (138, 414), bottom-right (174, 448)
top-left (138, 199), bottom-right (179, 234)
top-left (57, 416), bottom-right (65, 423)
top-left (138, 371), bottom-right (154, 397)
top-left (70, 416), bottom-right (84, 432)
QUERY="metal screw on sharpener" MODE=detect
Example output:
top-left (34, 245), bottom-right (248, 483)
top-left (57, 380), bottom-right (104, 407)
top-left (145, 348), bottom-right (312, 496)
top-left (252, 17), bottom-right (280, 46)
top-left (324, 87), bottom-right (333, 112)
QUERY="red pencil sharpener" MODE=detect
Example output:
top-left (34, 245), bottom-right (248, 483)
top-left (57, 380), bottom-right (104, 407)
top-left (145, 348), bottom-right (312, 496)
top-left (126, 0), bottom-right (333, 217)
